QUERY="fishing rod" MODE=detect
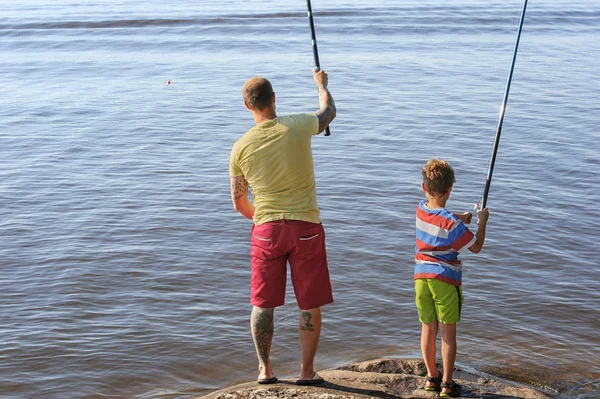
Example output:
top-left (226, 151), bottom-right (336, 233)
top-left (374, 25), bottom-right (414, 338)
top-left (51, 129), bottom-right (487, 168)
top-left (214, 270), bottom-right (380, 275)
top-left (479, 0), bottom-right (528, 210)
top-left (306, 0), bottom-right (331, 136)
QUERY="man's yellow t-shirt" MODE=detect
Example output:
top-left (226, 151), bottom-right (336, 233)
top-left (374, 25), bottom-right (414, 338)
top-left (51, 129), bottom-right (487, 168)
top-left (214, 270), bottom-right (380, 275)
top-left (229, 113), bottom-right (320, 226)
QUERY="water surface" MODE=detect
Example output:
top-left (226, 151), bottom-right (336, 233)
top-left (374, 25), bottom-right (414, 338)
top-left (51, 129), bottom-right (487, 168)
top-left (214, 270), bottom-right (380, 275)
top-left (1, 1), bottom-right (599, 398)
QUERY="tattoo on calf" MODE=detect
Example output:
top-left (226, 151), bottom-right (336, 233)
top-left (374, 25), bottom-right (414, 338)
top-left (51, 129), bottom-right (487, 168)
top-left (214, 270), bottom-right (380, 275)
top-left (299, 311), bottom-right (315, 332)
top-left (251, 308), bottom-right (274, 364)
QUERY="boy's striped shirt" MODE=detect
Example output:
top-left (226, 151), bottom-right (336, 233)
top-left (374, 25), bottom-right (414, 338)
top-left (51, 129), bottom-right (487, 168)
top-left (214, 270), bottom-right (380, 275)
top-left (415, 200), bottom-right (476, 286)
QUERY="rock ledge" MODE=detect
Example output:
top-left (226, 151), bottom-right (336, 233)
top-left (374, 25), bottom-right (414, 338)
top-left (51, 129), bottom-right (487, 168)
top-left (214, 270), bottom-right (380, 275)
top-left (197, 358), bottom-right (555, 399)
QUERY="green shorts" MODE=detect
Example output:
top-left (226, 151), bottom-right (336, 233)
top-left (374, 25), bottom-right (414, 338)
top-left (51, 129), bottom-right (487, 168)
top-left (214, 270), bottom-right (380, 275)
top-left (415, 278), bottom-right (463, 324)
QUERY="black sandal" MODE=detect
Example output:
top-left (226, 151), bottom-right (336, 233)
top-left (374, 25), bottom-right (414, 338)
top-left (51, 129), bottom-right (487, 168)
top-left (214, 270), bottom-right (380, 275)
top-left (440, 381), bottom-right (461, 397)
top-left (423, 373), bottom-right (442, 392)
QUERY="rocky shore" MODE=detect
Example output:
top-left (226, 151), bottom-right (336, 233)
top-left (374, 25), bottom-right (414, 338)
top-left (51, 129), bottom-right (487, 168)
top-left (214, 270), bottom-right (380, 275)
top-left (196, 358), bottom-right (555, 399)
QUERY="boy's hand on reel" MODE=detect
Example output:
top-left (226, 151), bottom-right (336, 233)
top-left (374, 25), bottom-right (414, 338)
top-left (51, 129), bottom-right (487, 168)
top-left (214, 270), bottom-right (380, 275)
top-left (476, 208), bottom-right (489, 225)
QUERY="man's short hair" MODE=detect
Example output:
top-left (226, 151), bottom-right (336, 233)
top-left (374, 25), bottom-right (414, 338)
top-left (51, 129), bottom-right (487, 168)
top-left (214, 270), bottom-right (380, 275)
top-left (422, 158), bottom-right (455, 196)
top-left (242, 77), bottom-right (273, 111)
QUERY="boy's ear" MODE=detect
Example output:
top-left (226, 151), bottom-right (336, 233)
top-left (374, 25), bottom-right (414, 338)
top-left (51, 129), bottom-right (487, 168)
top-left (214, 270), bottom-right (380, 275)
top-left (421, 182), bottom-right (427, 194)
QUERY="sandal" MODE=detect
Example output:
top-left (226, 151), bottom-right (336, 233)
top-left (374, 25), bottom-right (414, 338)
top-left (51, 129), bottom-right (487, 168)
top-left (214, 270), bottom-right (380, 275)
top-left (423, 373), bottom-right (442, 392)
top-left (440, 381), bottom-right (461, 397)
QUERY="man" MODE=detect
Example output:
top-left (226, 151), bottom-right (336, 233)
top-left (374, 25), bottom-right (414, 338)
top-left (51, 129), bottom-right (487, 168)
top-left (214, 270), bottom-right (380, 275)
top-left (229, 68), bottom-right (336, 385)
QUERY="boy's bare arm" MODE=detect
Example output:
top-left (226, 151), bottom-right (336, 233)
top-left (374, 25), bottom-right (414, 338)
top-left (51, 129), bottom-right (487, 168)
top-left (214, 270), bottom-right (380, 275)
top-left (469, 208), bottom-right (489, 253)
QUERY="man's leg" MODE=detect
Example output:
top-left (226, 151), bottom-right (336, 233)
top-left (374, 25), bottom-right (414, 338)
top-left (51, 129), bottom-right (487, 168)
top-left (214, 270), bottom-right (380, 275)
top-left (440, 322), bottom-right (457, 386)
top-left (421, 321), bottom-right (440, 383)
top-left (298, 307), bottom-right (321, 379)
top-left (249, 221), bottom-right (287, 380)
top-left (288, 222), bottom-right (332, 381)
top-left (251, 306), bottom-right (275, 379)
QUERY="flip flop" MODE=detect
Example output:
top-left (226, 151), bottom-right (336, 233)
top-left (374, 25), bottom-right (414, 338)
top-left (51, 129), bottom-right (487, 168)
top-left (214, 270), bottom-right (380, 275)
top-left (296, 371), bottom-right (325, 385)
top-left (257, 376), bottom-right (278, 384)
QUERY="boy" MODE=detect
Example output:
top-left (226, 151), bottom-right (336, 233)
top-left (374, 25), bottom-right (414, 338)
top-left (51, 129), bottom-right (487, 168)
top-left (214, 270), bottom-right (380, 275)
top-left (414, 159), bottom-right (489, 397)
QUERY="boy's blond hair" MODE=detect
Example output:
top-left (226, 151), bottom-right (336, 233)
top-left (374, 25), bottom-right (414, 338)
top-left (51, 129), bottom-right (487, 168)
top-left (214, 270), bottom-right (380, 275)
top-left (422, 158), bottom-right (455, 197)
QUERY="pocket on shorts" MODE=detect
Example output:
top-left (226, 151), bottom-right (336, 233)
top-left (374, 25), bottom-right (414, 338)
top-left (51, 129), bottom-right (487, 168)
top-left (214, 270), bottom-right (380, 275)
top-left (251, 223), bottom-right (276, 253)
top-left (295, 226), bottom-right (325, 260)
top-left (251, 232), bottom-right (273, 249)
top-left (299, 233), bottom-right (319, 241)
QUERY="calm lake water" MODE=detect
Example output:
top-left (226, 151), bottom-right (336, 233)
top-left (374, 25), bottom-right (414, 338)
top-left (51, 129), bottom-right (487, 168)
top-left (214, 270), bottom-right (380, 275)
top-left (1, 0), bottom-right (599, 398)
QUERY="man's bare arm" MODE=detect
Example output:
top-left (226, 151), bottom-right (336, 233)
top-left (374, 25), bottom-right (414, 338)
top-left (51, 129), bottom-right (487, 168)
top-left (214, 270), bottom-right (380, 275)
top-left (231, 175), bottom-right (248, 200)
top-left (313, 69), bottom-right (336, 134)
top-left (230, 176), bottom-right (254, 220)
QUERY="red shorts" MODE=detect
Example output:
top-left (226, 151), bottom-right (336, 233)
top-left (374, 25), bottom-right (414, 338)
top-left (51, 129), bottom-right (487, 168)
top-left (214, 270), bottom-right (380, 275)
top-left (250, 219), bottom-right (333, 309)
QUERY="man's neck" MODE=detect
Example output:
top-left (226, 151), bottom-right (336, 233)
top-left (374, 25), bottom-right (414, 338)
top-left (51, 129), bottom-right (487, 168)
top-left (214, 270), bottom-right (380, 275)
top-left (253, 110), bottom-right (277, 125)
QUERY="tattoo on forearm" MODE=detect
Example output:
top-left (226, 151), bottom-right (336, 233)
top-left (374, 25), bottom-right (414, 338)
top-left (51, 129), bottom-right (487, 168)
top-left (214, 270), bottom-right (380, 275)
top-left (251, 308), bottom-right (274, 366)
top-left (231, 176), bottom-right (248, 200)
top-left (316, 88), bottom-right (336, 133)
top-left (318, 108), bottom-right (334, 133)
top-left (299, 311), bottom-right (315, 332)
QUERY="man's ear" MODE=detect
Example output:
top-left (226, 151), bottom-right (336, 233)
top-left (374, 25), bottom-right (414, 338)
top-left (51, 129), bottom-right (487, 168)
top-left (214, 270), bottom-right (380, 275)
top-left (272, 92), bottom-right (276, 105)
top-left (244, 100), bottom-right (252, 111)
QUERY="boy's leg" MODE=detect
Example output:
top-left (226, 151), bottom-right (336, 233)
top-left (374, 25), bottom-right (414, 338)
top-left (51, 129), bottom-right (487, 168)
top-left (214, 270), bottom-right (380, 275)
top-left (421, 321), bottom-right (440, 380)
top-left (430, 280), bottom-right (462, 394)
top-left (298, 307), bottom-right (321, 380)
top-left (415, 279), bottom-right (440, 384)
top-left (440, 322), bottom-right (457, 384)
